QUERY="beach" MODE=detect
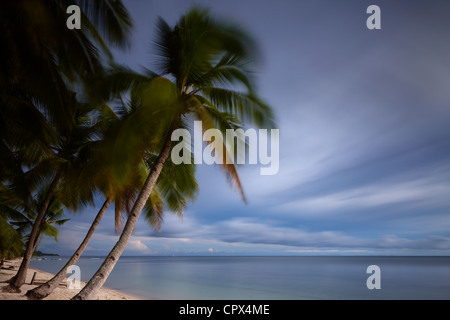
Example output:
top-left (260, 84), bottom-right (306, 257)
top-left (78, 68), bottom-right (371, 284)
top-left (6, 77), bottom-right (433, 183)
top-left (0, 258), bottom-right (140, 300)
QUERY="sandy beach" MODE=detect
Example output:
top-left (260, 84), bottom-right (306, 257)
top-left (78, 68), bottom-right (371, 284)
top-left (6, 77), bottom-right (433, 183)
top-left (0, 259), bottom-right (140, 300)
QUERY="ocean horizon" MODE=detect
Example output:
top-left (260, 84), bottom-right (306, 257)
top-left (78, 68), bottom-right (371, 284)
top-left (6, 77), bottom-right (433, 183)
top-left (30, 255), bottom-right (450, 300)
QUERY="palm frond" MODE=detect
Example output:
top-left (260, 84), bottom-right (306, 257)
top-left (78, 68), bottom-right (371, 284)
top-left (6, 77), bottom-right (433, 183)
top-left (77, 0), bottom-right (134, 50)
top-left (200, 87), bottom-right (275, 128)
top-left (85, 64), bottom-right (157, 105)
top-left (143, 187), bottom-right (165, 231)
top-left (188, 96), bottom-right (247, 202)
top-left (0, 216), bottom-right (24, 259)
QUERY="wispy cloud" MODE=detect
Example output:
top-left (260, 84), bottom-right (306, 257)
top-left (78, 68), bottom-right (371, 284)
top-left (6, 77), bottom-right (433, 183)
top-left (142, 215), bottom-right (450, 253)
top-left (280, 175), bottom-right (450, 215)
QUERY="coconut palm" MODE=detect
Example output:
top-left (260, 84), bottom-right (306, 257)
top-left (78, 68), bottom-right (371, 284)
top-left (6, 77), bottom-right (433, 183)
top-left (72, 7), bottom-right (275, 300)
top-left (8, 185), bottom-right (70, 252)
top-left (1, 0), bottom-right (133, 293)
top-left (0, 182), bottom-right (68, 269)
top-left (23, 102), bottom-right (132, 299)
top-left (25, 98), bottom-right (198, 299)
top-left (24, 198), bottom-right (112, 300)
top-left (2, 98), bottom-right (99, 292)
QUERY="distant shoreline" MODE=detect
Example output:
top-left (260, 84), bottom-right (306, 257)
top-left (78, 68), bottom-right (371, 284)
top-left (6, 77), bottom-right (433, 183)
top-left (0, 258), bottom-right (142, 300)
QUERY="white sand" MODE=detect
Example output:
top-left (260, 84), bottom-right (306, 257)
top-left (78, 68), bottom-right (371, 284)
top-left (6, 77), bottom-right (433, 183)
top-left (0, 258), bottom-right (141, 300)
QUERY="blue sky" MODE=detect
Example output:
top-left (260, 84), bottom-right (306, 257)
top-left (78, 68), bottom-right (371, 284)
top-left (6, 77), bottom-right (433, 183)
top-left (40, 0), bottom-right (450, 256)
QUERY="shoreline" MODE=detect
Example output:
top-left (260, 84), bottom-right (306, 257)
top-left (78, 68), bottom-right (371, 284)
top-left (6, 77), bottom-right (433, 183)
top-left (0, 258), bottom-right (142, 300)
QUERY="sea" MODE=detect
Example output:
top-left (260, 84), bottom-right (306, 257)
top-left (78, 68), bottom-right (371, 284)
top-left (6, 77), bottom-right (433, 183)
top-left (30, 256), bottom-right (450, 300)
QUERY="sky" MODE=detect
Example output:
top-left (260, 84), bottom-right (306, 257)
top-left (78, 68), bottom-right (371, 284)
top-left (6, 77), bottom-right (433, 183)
top-left (39, 0), bottom-right (450, 256)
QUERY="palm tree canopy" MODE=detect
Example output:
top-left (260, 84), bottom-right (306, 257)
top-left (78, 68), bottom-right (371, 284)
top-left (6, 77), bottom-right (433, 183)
top-left (6, 185), bottom-right (70, 245)
top-left (76, 79), bottom-right (198, 232)
top-left (85, 8), bottom-right (275, 205)
top-left (155, 8), bottom-right (275, 200)
top-left (0, 216), bottom-right (24, 260)
top-left (0, 0), bottom-right (133, 166)
top-left (0, 0), bottom-right (134, 206)
top-left (153, 8), bottom-right (274, 127)
top-left (1, 0), bottom-right (133, 80)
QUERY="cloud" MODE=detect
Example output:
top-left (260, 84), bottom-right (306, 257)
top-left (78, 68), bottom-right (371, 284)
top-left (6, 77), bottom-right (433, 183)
top-left (376, 236), bottom-right (450, 251)
top-left (280, 176), bottom-right (450, 216)
top-left (146, 215), bottom-right (450, 253)
top-left (126, 240), bottom-right (155, 255)
top-left (211, 219), bottom-right (360, 248)
top-left (41, 205), bottom-right (450, 256)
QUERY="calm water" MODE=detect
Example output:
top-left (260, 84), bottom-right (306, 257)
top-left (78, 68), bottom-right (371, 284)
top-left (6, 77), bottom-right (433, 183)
top-left (30, 256), bottom-right (450, 299)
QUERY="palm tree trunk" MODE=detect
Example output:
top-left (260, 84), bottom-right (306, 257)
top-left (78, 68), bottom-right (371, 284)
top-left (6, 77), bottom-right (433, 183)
top-left (71, 133), bottom-right (173, 300)
top-left (31, 232), bottom-right (42, 254)
top-left (25, 197), bottom-right (113, 299)
top-left (3, 169), bottom-right (63, 293)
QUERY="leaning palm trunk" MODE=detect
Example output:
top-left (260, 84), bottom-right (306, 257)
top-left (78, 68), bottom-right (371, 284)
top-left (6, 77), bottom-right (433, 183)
top-left (25, 197), bottom-right (113, 299)
top-left (31, 232), bottom-right (42, 255)
top-left (71, 134), bottom-right (173, 300)
top-left (3, 169), bottom-right (63, 293)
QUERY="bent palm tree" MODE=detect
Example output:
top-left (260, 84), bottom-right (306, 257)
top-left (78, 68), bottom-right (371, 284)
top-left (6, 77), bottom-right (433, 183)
top-left (1, 0), bottom-right (133, 293)
top-left (0, 183), bottom-right (68, 268)
top-left (23, 103), bottom-right (134, 299)
top-left (25, 197), bottom-right (112, 299)
top-left (73, 7), bottom-right (274, 300)
top-left (4, 98), bottom-right (95, 292)
top-left (9, 185), bottom-right (69, 250)
top-left (26, 101), bottom-right (198, 299)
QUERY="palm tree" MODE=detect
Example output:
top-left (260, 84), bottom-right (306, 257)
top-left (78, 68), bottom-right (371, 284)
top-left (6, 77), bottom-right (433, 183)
top-left (72, 7), bottom-right (274, 300)
top-left (1, 0), bottom-right (133, 293)
top-left (25, 96), bottom-right (198, 299)
top-left (0, 183), bottom-right (68, 269)
top-left (8, 185), bottom-right (70, 252)
top-left (3, 98), bottom-right (96, 292)
top-left (23, 103), bottom-right (129, 299)
top-left (25, 197), bottom-right (112, 299)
